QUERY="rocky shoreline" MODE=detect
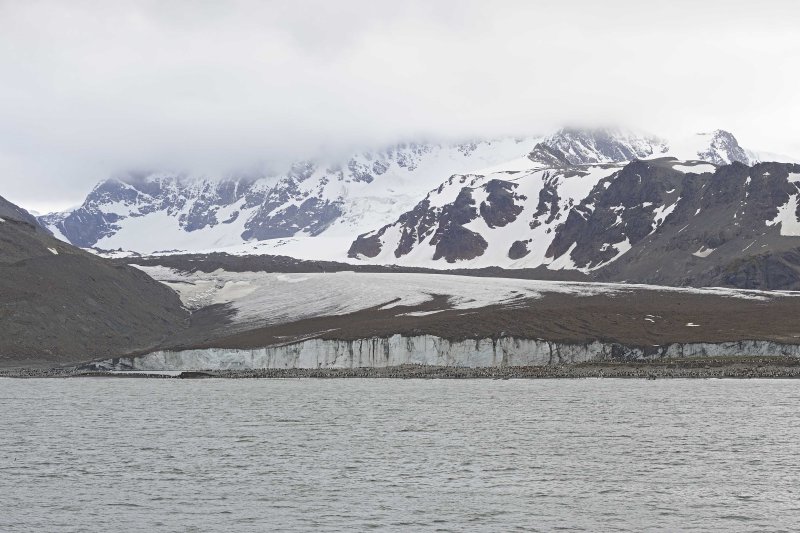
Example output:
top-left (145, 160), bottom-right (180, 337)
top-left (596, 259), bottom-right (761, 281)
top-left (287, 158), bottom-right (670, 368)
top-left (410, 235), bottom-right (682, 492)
top-left (4, 357), bottom-right (800, 379)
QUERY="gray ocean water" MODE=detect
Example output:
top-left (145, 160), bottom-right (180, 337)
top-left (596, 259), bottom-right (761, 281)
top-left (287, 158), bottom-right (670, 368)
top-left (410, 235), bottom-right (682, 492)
top-left (2, 378), bottom-right (800, 532)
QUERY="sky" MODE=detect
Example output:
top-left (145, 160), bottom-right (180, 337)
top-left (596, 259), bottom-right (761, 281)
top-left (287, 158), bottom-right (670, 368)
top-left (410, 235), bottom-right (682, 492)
top-left (1, 0), bottom-right (799, 213)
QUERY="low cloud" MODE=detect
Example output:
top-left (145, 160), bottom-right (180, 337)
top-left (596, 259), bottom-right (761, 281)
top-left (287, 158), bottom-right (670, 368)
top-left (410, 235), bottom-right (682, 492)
top-left (1, 0), bottom-right (799, 212)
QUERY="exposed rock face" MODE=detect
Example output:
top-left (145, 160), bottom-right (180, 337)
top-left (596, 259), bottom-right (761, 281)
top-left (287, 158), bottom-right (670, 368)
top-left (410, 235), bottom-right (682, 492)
top-left (349, 174), bottom-right (487, 261)
top-left (592, 161), bottom-right (800, 288)
top-left (348, 175), bottom-right (527, 263)
top-left (508, 240), bottom-right (530, 259)
top-left (429, 188), bottom-right (488, 262)
top-left (41, 169), bottom-right (349, 248)
top-left (40, 174), bottom-right (258, 248)
top-left (348, 195), bottom-right (441, 259)
top-left (545, 159), bottom-right (684, 269)
top-left (347, 232), bottom-right (383, 259)
top-left (0, 195), bottom-right (188, 367)
top-left (351, 165), bottom-right (626, 265)
top-left (242, 197), bottom-right (344, 240)
top-left (480, 179), bottom-right (525, 228)
top-left (431, 226), bottom-right (488, 263)
top-left (529, 175), bottom-right (561, 228)
top-left (350, 177), bottom-right (529, 262)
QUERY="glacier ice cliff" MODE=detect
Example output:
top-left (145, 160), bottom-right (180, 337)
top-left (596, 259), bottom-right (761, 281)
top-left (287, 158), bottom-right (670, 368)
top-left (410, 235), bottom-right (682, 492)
top-left (90, 335), bottom-right (800, 371)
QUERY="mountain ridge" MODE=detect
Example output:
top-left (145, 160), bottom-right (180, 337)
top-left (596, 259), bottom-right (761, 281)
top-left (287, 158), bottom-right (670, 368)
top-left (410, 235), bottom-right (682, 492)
top-left (36, 128), bottom-right (800, 288)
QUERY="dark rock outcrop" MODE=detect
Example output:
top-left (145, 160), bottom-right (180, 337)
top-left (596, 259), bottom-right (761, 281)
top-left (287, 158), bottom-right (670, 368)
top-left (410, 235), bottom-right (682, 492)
top-left (508, 240), bottom-right (531, 259)
top-left (546, 159), bottom-right (682, 269)
top-left (429, 189), bottom-right (488, 262)
top-left (479, 179), bottom-right (525, 228)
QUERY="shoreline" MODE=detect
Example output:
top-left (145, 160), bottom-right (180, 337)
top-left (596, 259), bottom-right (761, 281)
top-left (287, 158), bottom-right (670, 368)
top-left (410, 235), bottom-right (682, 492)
top-left (4, 357), bottom-right (800, 379)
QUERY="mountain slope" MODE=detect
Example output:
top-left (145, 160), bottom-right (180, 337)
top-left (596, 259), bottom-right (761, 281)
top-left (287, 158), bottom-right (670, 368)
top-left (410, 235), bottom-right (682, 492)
top-left (348, 156), bottom-right (800, 289)
top-left (348, 164), bottom-right (623, 266)
top-left (592, 160), bottom-right (800, 288)
top-left (0, 195), bottom-right (188, 367)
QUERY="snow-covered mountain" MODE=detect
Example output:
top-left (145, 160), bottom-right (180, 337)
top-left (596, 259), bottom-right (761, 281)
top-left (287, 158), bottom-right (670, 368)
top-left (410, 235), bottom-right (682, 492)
top-left (350, 155), bottom-right (800, 288)
top-left (349, 165), bottom-right (623, 267)
top-left (41, 137), bottom-right (539, 255)
top-left (526, 128), bottom-right (668, 166)
top-left (41, 128), bottom-right (797, 275)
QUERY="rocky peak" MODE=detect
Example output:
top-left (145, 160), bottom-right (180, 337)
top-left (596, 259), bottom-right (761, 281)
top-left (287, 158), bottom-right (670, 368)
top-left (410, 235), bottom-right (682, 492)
top-left (695, 129), bottom-right (751, 166)
top-left (528, 128), bottom-right (668, 166)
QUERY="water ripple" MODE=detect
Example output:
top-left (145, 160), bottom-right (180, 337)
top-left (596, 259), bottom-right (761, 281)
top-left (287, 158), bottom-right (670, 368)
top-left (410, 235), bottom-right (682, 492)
top-left (1, 378), bottom-right (799, 531)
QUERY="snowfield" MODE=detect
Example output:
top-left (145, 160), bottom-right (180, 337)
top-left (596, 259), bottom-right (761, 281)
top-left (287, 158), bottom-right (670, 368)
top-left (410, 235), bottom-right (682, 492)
top-left (136, 266), bottom-right (799, 328)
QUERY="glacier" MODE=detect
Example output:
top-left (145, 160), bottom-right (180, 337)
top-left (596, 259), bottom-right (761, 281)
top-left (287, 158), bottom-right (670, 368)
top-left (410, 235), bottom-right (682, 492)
top-left (93, 335), bottom-right (800, 371)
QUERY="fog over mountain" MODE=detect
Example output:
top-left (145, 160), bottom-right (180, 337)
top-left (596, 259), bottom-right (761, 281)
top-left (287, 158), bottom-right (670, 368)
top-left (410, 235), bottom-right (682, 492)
top-left (1, 0), bottom-right (799, 213)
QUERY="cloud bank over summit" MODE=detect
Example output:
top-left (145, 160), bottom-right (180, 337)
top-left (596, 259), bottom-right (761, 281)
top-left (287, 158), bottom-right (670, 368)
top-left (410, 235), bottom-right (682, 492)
top-left (1, 0), bottom-right (799, 211)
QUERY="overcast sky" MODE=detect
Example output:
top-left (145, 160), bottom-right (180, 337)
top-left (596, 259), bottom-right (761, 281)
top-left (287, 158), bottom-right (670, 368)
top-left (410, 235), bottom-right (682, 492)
top-left (1, 0), bottom-right (799, 213)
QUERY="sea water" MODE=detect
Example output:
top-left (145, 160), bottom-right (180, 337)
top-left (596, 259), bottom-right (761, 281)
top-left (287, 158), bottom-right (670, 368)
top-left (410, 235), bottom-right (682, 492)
top-left (2, 378), bottom-right (799, 531)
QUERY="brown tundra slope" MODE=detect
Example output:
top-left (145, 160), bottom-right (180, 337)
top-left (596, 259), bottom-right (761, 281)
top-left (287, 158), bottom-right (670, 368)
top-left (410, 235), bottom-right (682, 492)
top-left (0, 195), bottom-right (188, 368)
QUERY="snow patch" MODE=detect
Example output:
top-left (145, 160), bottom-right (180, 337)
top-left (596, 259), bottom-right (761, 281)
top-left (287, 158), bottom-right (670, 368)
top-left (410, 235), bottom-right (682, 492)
top-left (767, 194), bottom-right (800, 236)
top-left (591, 238), bottom-right (632, 270)
top-left (545, 242), bottom-right (578, 271)
top-left (692, 246), bottom-right (715, 258)
top-left (399, 310), bottom-right (444, 317)
top-left (672, 163), bottom-right (716, 174)
top-left (652, 201), bottom-right (678, 228)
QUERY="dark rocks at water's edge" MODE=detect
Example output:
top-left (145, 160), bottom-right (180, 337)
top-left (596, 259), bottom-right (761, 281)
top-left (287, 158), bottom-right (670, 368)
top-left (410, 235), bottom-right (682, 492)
top-left (181, 358), bottom-right (800, 379)
top-left (4, 358), bottom-right (800, 379)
